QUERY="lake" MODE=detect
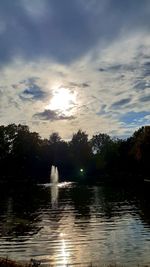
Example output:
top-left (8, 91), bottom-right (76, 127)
top-left (0, 182), bottom-right (150, 266)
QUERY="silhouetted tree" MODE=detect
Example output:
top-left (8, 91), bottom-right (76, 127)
top-left (129, 126), bottom-right (150, 177)
top-left (49, 132), bottom-right (61, 144)
top-left (90, 133), bottom-right (113, 175)
top-left (69, 130), bottom-right (92, 177)
top-left (91, 133), bottom-right (112, 154)
top-left (0, 123), bottom-right (150, 184)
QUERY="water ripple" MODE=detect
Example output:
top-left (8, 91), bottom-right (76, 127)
top-left (0, 184), bottom-right (150, 266)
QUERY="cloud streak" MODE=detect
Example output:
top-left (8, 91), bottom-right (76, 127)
top-left (0, 0), bottom-right (150, 139)
top-left (0, 0), bottom-right (150, 66)
top-left (33, 109), bottom-right (75, 121)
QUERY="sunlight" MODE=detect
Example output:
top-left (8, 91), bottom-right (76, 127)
top-left (60, 233), bottom-right (70, 267)
top-left (47, 87), bottom-right (76, 115)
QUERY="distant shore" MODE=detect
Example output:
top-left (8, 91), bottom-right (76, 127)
top-left (0, 258), bottom-right (149, 267)
top-left (0, 258), bottom-right (31, 267)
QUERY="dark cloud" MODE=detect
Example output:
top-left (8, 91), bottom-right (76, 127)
top-left (7, 97), bottom-right (20, 109)
top-left (111, 98), bottom-right (131, 108)
top-left (108, 64), bottom-right (123, 71)
top-left (20, 77), bottom-right (39, 85)
top-left (82, 83), bottom-right (90, 88)
top-left (69, 82), bottom-right (90, 88)
top-left (130, 60), bottom-right (150, 91)
top-left (18, 78), bottom-right (47, 101)
top-left (97, 104), bottom-right (107, 115)
top-left (20, 84), bottom-right (46, 101)
top-left (98, 68), bottom-right (105, 72)
top-left (134, 80), bottom-right (148, 91)
top-left (33, 109), bottom-right (75, 121)
top-left (142, 62), bottom-right (150, 76)
top-left (139, 95), bottom-right (150, 102)
top-left (143, 69), bottom-right (150, 76)
top-left (143, 62), bottom-right (150, 67)
top-left (0, 0), bottom-right (150, 66)
top-left (98, 63), bottom-right (136, 74)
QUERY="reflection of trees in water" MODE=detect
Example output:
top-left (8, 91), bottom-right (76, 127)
top-left (0, 185), bottom-right (51, 238)
top-left (68, 186), bottom-right (92, 221)
top-left (0, 185), bottom-right (73, 240)
top-left (133, 185), bottom-right (150, 228)
top-left (95, 185), bottom-right (150, 229)
top-left (1, 183), bottom-right (150, 242)
top-left (50, 184), bottom-right (150, 231)
top-left (91, 185), bottom-right (141, 220)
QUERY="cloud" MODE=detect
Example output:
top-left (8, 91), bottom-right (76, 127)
top-left (33, 109), bottom-right (75, 121)
top-left (98, 68), bottom-right (105, 72)
top-left (111, 98), bottom-right (131, 108)
top-left (18, 77), bottom-right (47, 101)
top-left (0, 0), bottom-right (150, 140)
top-left (0, 0), bottom-right (150, 66)
top-left (20, 84), bottom-right (46, 101)
top-left (0, 86), bottom-right (4, 95)
top-left (139, 94), bottom-right (150, 102)
top-left (134, 80), bottom-right (148, 91)
top-left (69, 82), bottom-right (90, 88)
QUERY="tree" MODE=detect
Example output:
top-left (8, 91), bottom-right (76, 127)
top-left (49, 132), bottom-right (61, 144)
top-left (11, 125), bottom-right (42, 180)
top-left (129, 126), bottom-right (150, 176)
top-left (48, 132), bottom-right (62, 165)
top-left (71, 130), bottom-right (88, 146)
top-left (91, 133), bottom-right (112, 154)
top-left (69, 130), bottom-right (92, 176)
top-left (0, 126), bottom-right (8, 161)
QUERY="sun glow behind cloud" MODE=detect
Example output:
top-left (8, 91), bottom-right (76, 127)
top-left (0, 0), bottom-right (150, 139)
top-left (46, 87), bottom-right (77, 115)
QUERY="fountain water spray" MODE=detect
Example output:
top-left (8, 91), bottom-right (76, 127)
top-left (50, 165), bottom-right (59, 184)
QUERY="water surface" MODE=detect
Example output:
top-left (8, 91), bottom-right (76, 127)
top-left (0, 183), bottom-right (150, 266)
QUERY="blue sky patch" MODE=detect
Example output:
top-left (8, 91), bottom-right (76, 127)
top-left (121, 111), bottom-right (150, 124)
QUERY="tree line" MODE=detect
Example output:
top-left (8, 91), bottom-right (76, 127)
top-left (0, 123), bottom-right (150, 184)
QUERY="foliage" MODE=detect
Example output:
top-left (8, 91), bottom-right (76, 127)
top-left (0, 124), bottom-right (150, 184)
top-left (69, 130), bottom-right (92, 176)
top-left (91, 133), bottom-right (112, 154)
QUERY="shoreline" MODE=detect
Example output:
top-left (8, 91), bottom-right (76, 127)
top-left (0, 258), bottom-right (150, 267)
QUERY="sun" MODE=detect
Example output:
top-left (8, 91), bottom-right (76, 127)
top-left (47, 87), bottom-right (76, 115)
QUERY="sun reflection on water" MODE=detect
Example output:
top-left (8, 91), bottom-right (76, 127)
top-left (60, 233), bottom-right (70, 267)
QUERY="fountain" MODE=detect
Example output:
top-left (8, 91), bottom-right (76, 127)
top-left (50, 165), bottom-right (59, 184)
top-left (50, 165), bottom-right (59, 208)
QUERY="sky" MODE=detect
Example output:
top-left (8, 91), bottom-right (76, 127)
top-left (0, 0), bottom-right (150, 140)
